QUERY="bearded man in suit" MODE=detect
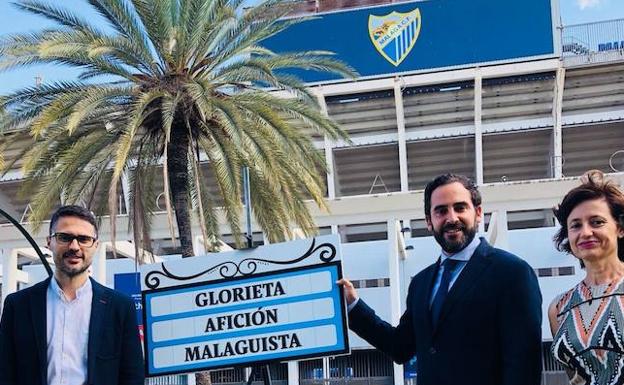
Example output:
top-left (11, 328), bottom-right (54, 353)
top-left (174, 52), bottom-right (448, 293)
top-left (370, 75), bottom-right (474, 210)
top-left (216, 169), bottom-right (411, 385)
top-left (338, 173), bottom-right (542, 385)
top-left (0, 205), bottom-right (144, 385)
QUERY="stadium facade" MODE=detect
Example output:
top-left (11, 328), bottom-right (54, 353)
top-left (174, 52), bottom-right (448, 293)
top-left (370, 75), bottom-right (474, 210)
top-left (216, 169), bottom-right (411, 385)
top-left (1, 0), bottom-right (624, 384)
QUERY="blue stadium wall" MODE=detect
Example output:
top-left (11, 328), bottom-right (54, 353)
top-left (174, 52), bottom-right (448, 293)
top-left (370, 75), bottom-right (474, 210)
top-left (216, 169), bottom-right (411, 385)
top-left (263, 0), bottom-right (557, 83)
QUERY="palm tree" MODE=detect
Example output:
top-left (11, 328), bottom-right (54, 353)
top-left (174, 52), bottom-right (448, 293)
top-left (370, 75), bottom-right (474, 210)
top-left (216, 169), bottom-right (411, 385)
top-left (0, 0), bottom-right (355, 259)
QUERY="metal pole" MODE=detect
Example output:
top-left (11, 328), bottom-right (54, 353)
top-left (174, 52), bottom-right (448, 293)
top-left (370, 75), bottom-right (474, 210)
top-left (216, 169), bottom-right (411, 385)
top-left (261, 365), bottom-right (272, 385)
top-left (246, 366), bottom-right (257, 385)
top-left (243, 167), bottom-right (254, 384)
top-left (245, 366), bottom-right (272, 385)
top-left (243, 167), bottom-right (253, 248)
top-left (0, 207), bottom-right (53, 277)
top-left (241, 169), bottom-right (271, 385)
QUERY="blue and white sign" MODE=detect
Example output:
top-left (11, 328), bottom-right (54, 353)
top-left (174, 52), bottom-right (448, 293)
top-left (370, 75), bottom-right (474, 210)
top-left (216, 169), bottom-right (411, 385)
top-left (114, 272), bottom-right (144, 342)
top-left (369, 8), bottom-right (422, 67)
top-left (114, 272), bottom-right (143, 324)
top-left (140, 235), bottom-right (349, 376)
top-left (263, 0), bottom-right (557, 83)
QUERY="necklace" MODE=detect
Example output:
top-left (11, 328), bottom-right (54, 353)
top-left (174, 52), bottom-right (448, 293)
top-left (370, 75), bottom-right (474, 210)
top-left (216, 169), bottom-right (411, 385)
top-left (583, 281), bottom-right (612, 305)
top-left (580, 276), bottom-right (624, 306)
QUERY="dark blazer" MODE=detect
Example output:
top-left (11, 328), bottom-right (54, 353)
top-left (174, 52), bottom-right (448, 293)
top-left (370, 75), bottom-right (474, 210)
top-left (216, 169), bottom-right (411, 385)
top-left (0, 277), bottom-right (145, 385)
top-left (348, 238), bottom-right (542, 385)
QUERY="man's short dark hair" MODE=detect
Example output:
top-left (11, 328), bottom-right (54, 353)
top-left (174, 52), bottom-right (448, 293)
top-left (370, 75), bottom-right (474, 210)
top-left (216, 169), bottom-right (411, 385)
top-left (424, 174), bottom-right (482, 218)
top-left (49, 205), bottom-right (98, 236)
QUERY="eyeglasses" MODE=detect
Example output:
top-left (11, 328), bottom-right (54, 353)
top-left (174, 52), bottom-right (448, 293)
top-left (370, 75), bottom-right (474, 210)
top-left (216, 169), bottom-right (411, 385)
top-left (51, 232), bottom-right (97, 247)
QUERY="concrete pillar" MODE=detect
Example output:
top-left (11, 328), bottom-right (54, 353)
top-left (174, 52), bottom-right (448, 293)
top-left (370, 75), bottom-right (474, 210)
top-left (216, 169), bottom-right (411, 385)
top-left (401, 219), bottom-right (412, 241)
top-left (490, 210), bottom-right (509, 250)
top-left (552, 66), bottom-right (565, 179)
top-left (192, 235), bottom-right (206, 257)
top-left (387, 220), bottom-right (405, 385)
top-left (244, 367), bottom-right (253, 383)
top-left (2, 249), bottom-right (18, 297)
top-left (92, 243), bottom-right (107, 284)
top-left (324, 137), bottom-right (337, 200)
top-left (474, 72), bottom-right (484, 186)
top-left (485, 210), bottom-right (509, 250)
top-left (394, 79), bottom-right (409, 193)
top-left (315, 88), bottom-right (337, 200)
top-left (322, 357), bottom-right (330, 385)
top-left (288, 361), bottom-right (299, 385)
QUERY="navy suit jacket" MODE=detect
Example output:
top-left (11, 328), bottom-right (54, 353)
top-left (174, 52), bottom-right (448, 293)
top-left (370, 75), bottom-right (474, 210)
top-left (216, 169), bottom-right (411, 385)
top-left (348, 238), bottom-right (542, 385)
top-left (0, 277), bottom-right (145, 385)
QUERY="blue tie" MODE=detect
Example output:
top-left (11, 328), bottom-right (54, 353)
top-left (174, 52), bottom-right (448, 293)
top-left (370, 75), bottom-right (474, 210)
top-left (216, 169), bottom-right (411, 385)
top-left (431, 259), bottom-right (460, 327)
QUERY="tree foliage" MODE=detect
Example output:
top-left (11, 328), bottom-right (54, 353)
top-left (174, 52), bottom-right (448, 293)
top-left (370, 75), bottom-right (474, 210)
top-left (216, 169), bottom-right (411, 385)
top-left (0, 0), bottom-right (355, 257)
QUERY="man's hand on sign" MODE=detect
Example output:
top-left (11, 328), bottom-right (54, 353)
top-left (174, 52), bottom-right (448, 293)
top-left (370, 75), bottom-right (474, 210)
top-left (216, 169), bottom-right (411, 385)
top-left (336, 278), bottom-right (358, 305)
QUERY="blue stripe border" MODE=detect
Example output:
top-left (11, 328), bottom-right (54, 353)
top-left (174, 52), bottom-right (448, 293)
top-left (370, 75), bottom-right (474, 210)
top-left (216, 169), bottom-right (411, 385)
top-left (142, 262), bottom-right (350, 377)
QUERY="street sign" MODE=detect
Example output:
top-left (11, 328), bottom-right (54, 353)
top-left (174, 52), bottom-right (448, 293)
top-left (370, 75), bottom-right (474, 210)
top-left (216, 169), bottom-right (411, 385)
top-left (141, 235), bottom-right (349, 376)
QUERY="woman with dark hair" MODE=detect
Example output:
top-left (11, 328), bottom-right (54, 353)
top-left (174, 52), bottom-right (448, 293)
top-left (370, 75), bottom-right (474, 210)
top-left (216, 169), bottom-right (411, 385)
top-left (549, 170), bottom-right (624, 384)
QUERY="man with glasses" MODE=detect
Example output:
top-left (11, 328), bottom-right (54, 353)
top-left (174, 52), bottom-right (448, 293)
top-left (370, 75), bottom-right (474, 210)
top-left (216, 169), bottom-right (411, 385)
top-left (0, 205), bottom-right (144, 385)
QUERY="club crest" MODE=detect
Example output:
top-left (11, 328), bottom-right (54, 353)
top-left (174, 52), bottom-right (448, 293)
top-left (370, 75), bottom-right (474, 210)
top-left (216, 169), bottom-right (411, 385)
top-left (368, 8), bottom-right (421, 67)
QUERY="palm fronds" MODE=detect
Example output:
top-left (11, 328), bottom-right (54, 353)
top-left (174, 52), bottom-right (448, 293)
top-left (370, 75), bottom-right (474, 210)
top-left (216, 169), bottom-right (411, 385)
top-left (2, 0), bottom-right (356, 258)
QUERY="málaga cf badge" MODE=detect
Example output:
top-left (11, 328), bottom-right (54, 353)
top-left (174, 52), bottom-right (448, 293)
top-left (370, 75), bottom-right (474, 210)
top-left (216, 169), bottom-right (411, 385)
top-left (368, 8), bottom-right (421, 67)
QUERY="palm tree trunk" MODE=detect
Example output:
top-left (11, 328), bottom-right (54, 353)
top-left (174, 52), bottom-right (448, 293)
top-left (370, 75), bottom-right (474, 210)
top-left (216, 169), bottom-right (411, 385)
top-left (167, 125), bottom-right (212, 384)
top-left (167, 123), bottom-right (195, 257)
top-left (195, 371), bottom-right (212, 385)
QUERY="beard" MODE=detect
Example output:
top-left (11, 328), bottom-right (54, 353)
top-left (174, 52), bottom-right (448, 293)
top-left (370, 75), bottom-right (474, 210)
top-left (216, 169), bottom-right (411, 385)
top-left (59, 263), bottom-right (89, 278)
top-left (57, 251), bottom-right (90, 278)
top-left (432, 220), bottom-right (478, 254)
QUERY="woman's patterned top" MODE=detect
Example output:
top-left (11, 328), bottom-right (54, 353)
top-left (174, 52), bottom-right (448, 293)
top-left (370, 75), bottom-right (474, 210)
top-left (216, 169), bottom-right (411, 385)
top-left (552, 277), bottom-right (624, 385)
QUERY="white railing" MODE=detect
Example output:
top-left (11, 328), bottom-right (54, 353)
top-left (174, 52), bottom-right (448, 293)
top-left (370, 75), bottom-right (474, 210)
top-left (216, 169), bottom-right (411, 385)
top-left (147, 375), bottom-right (189, 385)
top-left (562, 18), bottom-right (624, 59)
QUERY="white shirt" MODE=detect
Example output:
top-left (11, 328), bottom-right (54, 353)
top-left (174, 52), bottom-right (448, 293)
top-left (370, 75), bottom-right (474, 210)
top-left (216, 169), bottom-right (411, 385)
top-left (428, 236), bottom-right (481, 304)
top-left (347, 236), bottom-right (482, 311)
top-left (46, 278), bottom-right (92, 385)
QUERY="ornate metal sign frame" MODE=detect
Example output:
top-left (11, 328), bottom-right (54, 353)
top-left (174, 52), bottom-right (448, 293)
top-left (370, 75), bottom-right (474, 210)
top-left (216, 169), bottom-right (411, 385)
top-left (140, 235), bottom-right (349, 377)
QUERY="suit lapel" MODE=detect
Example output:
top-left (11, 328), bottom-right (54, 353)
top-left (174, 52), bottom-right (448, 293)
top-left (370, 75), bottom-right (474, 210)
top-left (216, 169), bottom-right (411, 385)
top-left (413, 262), bottom-right (440, 338)
top-left (88, 279), bottom-right (109, 384)
top-left (29, 278), bottom-right (50, 385)
top-left (432, 239), bottom-right (492, 335)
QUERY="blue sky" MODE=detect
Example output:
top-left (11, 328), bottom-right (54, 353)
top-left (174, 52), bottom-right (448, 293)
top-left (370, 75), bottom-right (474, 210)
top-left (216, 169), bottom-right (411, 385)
top-left (559, 0), bottom-right (624, 25)
top-left (0, 0), bottom-right (623, 94)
